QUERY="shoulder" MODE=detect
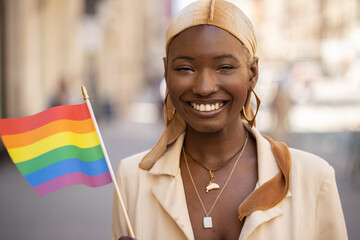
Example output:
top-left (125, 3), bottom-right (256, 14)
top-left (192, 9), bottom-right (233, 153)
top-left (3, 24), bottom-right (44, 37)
top-left (288, 147), bottom-right (335, 195)
top-left (115, 150), bottom-right (152, 202)
top-left (289, 148), bottom-right (331, 175)
top-left (117, 150), bottom-right (150, 179)
top-left (120, 150), bottom-right (149, 167)
top-left (289, 148), bottom-right (330, 170)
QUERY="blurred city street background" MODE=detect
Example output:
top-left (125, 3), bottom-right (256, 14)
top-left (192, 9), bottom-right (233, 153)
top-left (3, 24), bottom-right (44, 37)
top-left (0, 0), bottom-right (359, 239)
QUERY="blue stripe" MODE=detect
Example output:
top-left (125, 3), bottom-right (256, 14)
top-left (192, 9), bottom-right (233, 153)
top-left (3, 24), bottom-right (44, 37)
top-left (24, 158), bottom-right (109, 187)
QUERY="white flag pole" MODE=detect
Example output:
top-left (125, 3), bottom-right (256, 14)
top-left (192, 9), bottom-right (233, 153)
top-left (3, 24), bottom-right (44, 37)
top-left (81, 86), bottom-right (135, 238)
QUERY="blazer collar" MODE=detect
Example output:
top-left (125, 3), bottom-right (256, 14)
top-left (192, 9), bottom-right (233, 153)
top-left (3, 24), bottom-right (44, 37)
top-left (148, 124), bottom-right (279, 181)
top-left (246, 125), bottom-right (281, 185)
top-left (148, 124), bottom-right (280, 181)
top-left (149, 133), bottom-right (185, 176)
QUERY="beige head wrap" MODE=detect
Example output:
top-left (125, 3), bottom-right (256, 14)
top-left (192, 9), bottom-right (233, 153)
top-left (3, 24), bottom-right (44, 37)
top-left (139, 0), bottom-right (258, 170)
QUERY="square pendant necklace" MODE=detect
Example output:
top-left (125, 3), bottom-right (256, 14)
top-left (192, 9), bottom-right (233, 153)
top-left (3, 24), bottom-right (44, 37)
top-left (203, 216), bottom-right (213, 228)
top-left (182, 132), bottom-right (248, 229)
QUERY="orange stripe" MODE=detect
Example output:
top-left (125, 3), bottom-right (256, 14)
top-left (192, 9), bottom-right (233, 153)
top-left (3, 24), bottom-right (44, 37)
top-left (2, 118), bottom-right (95, 149)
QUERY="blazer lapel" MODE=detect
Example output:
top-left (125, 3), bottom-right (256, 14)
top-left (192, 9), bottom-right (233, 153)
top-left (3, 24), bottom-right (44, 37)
top-left (239, 191), bottom-right (291, 240)
top-left (238, 126), bottom-right (292, 240)
top-left (151, 174), bottom-right (194, 240)
top-left (149, 134), bottom-right (194, 240)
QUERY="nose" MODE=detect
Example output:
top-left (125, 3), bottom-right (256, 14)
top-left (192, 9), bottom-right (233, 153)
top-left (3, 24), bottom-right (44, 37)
top-left (192, 69), bottom-right (218, 96)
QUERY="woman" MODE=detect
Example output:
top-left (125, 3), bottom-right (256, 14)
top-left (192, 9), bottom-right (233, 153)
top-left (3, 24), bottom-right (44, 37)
top-left (112, 0), bottom-right (347, 239)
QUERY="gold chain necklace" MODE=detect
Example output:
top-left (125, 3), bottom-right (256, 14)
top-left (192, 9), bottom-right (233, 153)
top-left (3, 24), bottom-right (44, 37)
top-left (184, 138), bottom-right (247, 193)
top-left (183, 132), bottom-right (249, 229)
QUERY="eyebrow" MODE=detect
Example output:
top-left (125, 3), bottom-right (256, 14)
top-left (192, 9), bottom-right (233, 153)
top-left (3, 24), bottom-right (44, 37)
top-left (213, 54), bottom-right (239, 61)
top-left (171, 54), bottom-right (239, 63)
top-left (171, 56), bottom-right (195, 63)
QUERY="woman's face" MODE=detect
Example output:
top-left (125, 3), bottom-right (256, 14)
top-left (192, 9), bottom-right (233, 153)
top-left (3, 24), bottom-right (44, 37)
top-left (165, 25), bottom-right (258, 133)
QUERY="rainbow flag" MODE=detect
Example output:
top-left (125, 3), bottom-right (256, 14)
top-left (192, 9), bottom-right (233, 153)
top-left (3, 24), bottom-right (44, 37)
top-left (0, 103), bottom-right (112, 196)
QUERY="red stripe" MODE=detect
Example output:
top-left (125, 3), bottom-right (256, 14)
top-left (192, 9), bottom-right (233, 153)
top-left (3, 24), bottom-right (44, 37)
top-left (0, 103), bottom-right (91, 135)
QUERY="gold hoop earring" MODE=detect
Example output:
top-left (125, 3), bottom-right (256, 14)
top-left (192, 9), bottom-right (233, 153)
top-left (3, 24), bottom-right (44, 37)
top-left (171, 108), bottom-right (176, 119)
top-left (164, 91), bottom-right (176, 124)
top-left (242, 88), bottom-right (261, 127)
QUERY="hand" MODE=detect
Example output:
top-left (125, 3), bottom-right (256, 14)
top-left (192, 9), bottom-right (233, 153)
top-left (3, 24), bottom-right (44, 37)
top-left (119, 237), bottom-right (136, 240)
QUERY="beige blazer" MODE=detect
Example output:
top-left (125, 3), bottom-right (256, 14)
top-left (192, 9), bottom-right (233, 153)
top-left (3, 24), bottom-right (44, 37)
top-left (111, 127), bottom-right (348, 240)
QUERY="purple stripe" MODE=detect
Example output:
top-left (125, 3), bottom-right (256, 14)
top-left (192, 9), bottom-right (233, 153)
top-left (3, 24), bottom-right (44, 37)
top-left (33, 172), bottom-right (112, 196)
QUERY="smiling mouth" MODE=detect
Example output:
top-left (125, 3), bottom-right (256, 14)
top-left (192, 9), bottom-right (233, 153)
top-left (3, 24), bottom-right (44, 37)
top-left (190, 102), bottom-right (225, 112)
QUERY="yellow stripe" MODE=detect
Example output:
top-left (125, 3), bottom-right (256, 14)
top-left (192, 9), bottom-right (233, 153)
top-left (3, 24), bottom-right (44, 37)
top-left (8, 131), bottom-right (100, 163)
top-left (2, 118), bottom-right (95, 149)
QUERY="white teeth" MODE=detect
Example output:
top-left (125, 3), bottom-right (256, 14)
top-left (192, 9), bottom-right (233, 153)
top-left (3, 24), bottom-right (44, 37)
top-left (191, 102), bottom-right (224, 112)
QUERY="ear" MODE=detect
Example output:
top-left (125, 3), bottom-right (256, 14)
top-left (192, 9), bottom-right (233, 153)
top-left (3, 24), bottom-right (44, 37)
top-left (163, 57), bottom-right (168, 81)
top-left (249, 57), bottom-right (259, 89)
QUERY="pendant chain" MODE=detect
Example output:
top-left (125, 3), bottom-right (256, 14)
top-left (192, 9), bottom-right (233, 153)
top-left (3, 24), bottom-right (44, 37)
top-left (184, 141), bottom-right (245, 173)
top-left (183, 131), bottom-right (249, 217)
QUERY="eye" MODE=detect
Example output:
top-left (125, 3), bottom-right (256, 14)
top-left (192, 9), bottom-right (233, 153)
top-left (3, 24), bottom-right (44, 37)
top-left (216, 64), bottom-right (240, 74)
top-left (173, 66), bottom-right (194, 72)
top-left (217, 65), bottom-right (236, 72)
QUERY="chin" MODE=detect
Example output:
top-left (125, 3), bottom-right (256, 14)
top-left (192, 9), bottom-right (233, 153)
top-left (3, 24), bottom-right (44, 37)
top-left (187, 122), bottom-right (225, 134)
top-left (185, 115), bottom-right (243, 134)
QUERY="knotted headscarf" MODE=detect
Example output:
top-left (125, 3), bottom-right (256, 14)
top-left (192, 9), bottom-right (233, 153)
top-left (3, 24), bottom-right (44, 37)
top-left (139, 0), bottom-right (258, 170)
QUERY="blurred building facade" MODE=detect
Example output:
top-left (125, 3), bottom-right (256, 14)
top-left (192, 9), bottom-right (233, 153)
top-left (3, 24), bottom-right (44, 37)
top-left (0, 0), bottom-right (170, 119)
top-left (253, 0), bottom-right (359, 62)
top-left (1, 0), bottom-right (85, 118)
top-left (249, 0), bottom-right (360, 132)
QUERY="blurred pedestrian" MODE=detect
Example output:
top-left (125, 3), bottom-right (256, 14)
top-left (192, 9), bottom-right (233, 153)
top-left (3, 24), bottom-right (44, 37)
top-left (271, 81), bottom-right (292, 140)
top-left (350, 132), bottom-right (360, 188)
top-left (112, 1), bottom-right (348, 239)
top-left (49, 77), bottom-right (70, 107)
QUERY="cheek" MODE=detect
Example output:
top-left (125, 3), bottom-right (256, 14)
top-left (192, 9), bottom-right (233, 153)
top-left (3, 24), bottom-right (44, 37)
top-left (167, 86), bottom-right (178, 102)
top-left (166, 73), bottom-right (191, 99)
top-left (225, 80), bottom-right (249, 103)
top-left (168, 89), bottom-right (189, 122)
top-left (166, 80), bottom-right (182, 102)
top-left (166, 78), bottom-right (186, 110)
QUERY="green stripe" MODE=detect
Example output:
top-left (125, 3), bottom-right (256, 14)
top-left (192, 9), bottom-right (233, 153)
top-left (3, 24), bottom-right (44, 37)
top-left (15, 145), bottom-right (104, 175)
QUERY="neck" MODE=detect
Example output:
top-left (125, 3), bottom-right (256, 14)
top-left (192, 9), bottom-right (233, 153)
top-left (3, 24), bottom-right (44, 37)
top-left (183, 119), bottom-right (248, 167)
